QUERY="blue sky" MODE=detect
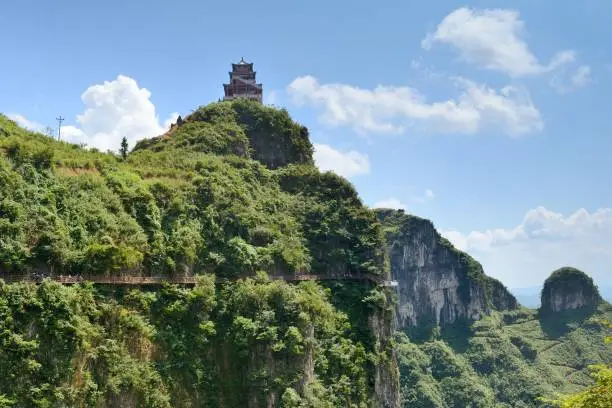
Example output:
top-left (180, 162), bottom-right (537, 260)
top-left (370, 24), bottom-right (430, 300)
top-left (2, 0), bottom-right (611, 289)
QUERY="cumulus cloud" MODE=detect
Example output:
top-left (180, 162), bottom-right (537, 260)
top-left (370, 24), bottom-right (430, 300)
top-left (551, 65), bottom-right (592, 94)
top-left (373, 198), bottom-right (409, 212)
top-left (7, 113), bottom-right (45, 132)
top-left (422, 7), bottom-right (576, 77)
top-left (313, 143), bottom-right (370, 178)
top-left (66, 75), bottom-right (178, 151)
top-left (441, 207), bottom-right (612, 287)
top-left (288, 76), bottom-right (542, 136)
top-left (12, 76), bottom-right (178, 152)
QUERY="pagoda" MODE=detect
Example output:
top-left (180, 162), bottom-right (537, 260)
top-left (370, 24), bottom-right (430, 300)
top-left (223, 57), bottom-right (263, 103)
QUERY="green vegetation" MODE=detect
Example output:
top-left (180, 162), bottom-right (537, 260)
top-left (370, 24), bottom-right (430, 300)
top-left (120, 137), bottom-right (128, 161)
top-left (0, 102), bottom-right (395, 407)
top-left (0, 276), bottom-right (394, 407)
top-left (0, 101), bottom-right (382, 279)
top-left (543, 268), bottom-right (599, 290)
top-left (546, 320), bottom-right (611, 407)
top-left (1, 101), bottom-right (610, 407)
top-left (134, 99), bottom-right (314, 169)
top-left (396, 305), bottom-right (612, 407)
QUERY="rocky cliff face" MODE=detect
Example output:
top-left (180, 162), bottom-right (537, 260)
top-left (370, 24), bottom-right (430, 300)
top-left (368, 299), bottom-right (401, 408)
top-left (488, 277), bottom-right (519, 311)
top-left (375, 209), bottom-right (518, 329)
top-left (541, 267), bottom-right (601, 313)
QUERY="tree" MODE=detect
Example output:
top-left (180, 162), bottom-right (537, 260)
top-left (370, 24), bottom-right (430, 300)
top-left (43, 126), bottom-right (55, 138)
top-left (548, 320), bottom-right (611, 407)
top-left (120, 137), bottom-right (128, 160)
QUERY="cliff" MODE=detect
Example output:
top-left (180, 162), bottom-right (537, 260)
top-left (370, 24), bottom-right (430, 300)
top-left (375, 209), bottom-right (517, 329)
top-left (540, 267), bottom-right (602, 313)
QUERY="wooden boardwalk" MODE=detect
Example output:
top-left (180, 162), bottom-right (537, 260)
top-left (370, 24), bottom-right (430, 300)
top-left (0, 273), bottom-right (397, 287)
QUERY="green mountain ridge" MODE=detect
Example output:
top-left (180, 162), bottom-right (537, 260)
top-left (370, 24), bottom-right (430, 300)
top-left (0, 102), bottom-right (398, 407)
top-left (0, 100), bottom-right (610, 407)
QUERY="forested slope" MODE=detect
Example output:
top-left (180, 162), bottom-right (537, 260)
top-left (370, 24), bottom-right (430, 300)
top-left (0, 101), bottom-right (399, 407)
top-left (394, 304), bottom-right (611, 407)
top-left (0, 101), bottom-right (384, 280)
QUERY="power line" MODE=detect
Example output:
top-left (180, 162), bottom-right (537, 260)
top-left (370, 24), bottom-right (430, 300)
top-left (56, 116), bottom-right (64, 141)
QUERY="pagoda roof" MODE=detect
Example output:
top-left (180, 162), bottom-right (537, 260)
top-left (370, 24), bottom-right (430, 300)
top-left (231, 57), bottom-right (254, 67)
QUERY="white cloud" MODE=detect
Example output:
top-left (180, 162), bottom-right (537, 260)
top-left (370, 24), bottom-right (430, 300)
top-left (288, 75), bottom-right (542, 136)
top-left (441, 207), bottom-right (612, 287)
top-left (11, 76), bottom-right (178, 151)
top-left (373, 197), bottom-right (409, 212)
top-left (572, 65), bottom-right (592, 88)
top-left (7, 114), bottom-right (45, 132)
top-left (313, 143), bottom-right (370, 178)
top-left (551, 65), bottom-right (592, 94)
top-left (63, 75), bottom-right (177, 151)
top-left (60, 125), bottom-right (88, 143)
top-left (422, 7), bottom-right (575, 77)
top-left (425, 189), bottom-right (435, 199)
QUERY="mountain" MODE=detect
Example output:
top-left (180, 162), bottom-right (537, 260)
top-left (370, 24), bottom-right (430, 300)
top-left (0, 100), bottom-right (610, 408)
top-left (540, 267), bottom-right (601, 314)
top-left (0, 102), bottom-right (399, 407)
top-left (376, 210), bottom-right (611, 407)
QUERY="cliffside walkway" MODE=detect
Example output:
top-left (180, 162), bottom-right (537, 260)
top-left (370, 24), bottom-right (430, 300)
top-left (1, 273), bottom-right (398, 287)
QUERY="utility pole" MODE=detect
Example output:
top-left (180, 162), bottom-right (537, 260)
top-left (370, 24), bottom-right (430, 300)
top-left (56, 116), bottom-right (64, 141)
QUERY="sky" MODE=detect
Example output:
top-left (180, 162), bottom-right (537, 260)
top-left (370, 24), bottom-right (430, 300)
top-left (1, 0), bottom-right (611, 290)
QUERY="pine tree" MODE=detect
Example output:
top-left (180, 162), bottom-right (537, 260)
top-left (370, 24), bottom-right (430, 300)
top-left (120, 137), bottom-right (128, 160)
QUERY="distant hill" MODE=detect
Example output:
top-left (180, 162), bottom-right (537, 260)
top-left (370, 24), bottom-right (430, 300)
top-left (512, 285), bottom-right (612, 308)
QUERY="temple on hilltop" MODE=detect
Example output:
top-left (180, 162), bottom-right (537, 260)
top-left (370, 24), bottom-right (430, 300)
top-left (223, 57), bottom-right (263, 103)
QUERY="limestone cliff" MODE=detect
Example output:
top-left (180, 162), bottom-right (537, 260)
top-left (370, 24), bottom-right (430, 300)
top-left (540, 267), bottom-right (602, 313)
top-left (368, 297), bottom-right (401, 408)
top-left (488, 276), bottom-right (519, 311)
top-left (375, 209), bottom-right (518, 329)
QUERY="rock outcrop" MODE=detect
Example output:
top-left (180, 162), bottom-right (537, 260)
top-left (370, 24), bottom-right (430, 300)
top-left (540, 267), bottom-right (601, 313)
top-left (488, 276), bottom-right (519, 311)
top-left (369, 300), bottom-right (401, 408)
top-left (375, 209), bottom-right (518, 329)
top-left (135, 99), bottom-right (314, 170)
